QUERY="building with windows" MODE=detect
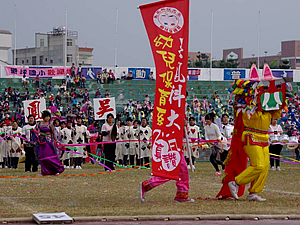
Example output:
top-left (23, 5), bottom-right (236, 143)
top-left (78, 47), bottom-right (93, 66)
top-left (13, 26), bottom-right (93, 66)
top-left (0, 30), bottom-right (12, 66)
top-left (223, 40), bottom-right (300, 69)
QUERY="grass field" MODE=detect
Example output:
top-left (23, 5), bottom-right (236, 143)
top-left (0, 162), bottom-right (299, 218)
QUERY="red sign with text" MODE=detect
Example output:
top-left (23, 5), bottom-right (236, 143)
top-left (93, 97), bottom-right (116, 120)
top-left (24, 99), bottom-right (46, 122)
top-left (140, 0), bottom-right (189, 180)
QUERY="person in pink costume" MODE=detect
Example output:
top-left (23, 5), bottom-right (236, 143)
top-left (139, 120), bottom-right (194, 203)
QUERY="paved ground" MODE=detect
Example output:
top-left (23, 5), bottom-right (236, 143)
top-left (14, 220), bottom-right (300, 225)
top-left (72, 221), bottom-right (300, 225)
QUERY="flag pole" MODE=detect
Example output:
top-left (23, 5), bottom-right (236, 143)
top-left (14, 4), bottom-right (17, 65)
top-left (257, 10), bottom-right (260, 71)
top-left (65, 6), bottom-right (68, 73)
top-left (210, 10), bottom-right (213, 80)
top-left (184, 126), bottom-right (194, 173)
top-left (114, 7), bottom-right (119, 68)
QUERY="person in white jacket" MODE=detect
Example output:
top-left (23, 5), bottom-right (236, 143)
top-left (268, 118), bottom-right (283, 171)
top-left (9, 121), bottom-right (23, 169)
top-left (220, 114), bottom-right (233, 170)
top-left (139, 118), bottom-right (152, 168)
top-left (205, 113), bottom-right (223, 175)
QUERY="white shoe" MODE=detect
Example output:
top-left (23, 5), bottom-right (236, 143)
top-left (228, 181), bottom-right (239, 200)
top-left (173, 198), bottom-right (195, 203)
top-left (247, 193), bottom-right (266, 202)
top-left (64, 165), bottom-right (66, 169)
top-left (66, 166), bottom-right (70, 169)
top-left (192, 165), bottom-right (195, 170)
top-left (276, 166), bottom-right (281, 171)
top-left (187, 165), bottom-right (191, 169)
top-left (78, 166), bottom-right (82, 169)
top-left (75, 166), bottom-right (79, 169)
top-left (270, 166), bottom-right (275, 171)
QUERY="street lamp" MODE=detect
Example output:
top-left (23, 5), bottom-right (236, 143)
top-left (264, 51), bottom-right (268, 62)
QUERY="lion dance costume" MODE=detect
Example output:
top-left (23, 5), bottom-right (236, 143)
top-left (217, 64), bottom-right (291, 201)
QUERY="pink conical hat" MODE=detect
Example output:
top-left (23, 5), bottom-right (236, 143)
top-left (249, 64), bottom-right (260, 80)
top-left (262, 63), bottom-right (279, 80)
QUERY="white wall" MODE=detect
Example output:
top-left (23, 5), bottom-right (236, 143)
top-left (0, 33), bottom-right (12, 49)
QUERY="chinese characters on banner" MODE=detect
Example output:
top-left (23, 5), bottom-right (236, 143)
top-left (140, 0), bottom-right (189, 180)
top-left (5, 66), bottom-right (73, 78)
top-left (128, 68), bottom-right (151, 79)
top-left (23, 99), bottom-right (46, 122)
top-left (188, 68), bottom-right (200, 80)
top-left (93, 97), bottom-right (116, 120)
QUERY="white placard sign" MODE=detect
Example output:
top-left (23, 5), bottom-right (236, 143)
top-left (32, 212), bottom-right (73, 224)
top-left (23, 98), bottom-right (46, 122)
top-left (93, 97), bottom-right (116, 120)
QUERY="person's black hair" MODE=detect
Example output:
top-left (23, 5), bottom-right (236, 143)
top-left (134, 120), bottom-right (141, 125)
top-left (126, 117), bottom-right (132, 122)
top-left (205, 112), bottom-right (215, 123)
top-left (141, 117), bottom-right (148, 122)
top-left (120, 121), bottom-right (125, 126)
top-left (27, 114), bottom-right (35, 120)
top-left (106, 113), bottom-right (114, 119)
top-left (61, 121), bottom-right (66, 125)
top-left (189, 117), bottom-right (195, 122)
top-left (53, 118), bottom-right (60, 126)
top-left (221, 114), bottom-right (229, 120)
top-left (42, 110), bottom-right (51, 119)
top-left (76, 115), bottom-right (82, 120)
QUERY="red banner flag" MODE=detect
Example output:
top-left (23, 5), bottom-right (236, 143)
top-left (140, 0), bottom-right (189, 180)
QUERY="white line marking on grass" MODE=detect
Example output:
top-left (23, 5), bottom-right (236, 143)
top-left (264, 189), bottom-right (300, 195)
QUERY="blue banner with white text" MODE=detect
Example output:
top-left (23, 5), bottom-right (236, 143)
top-left (128, 68), bottom-right (150, 80)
